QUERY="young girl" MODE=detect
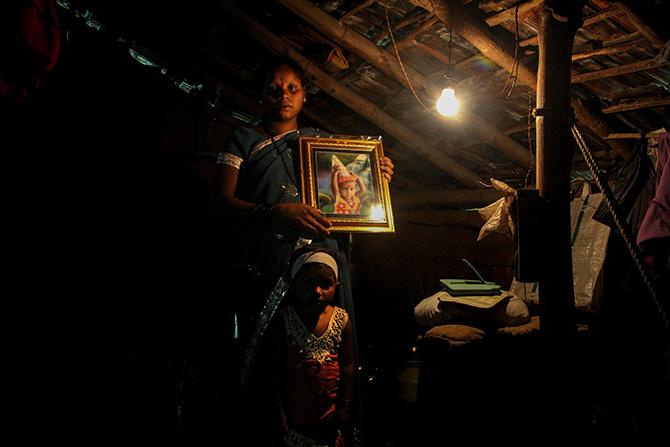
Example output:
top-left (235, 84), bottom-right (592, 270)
top-left (271, 247), bottom-right (355, 447)
top-left (331, 166), bottom-right (366, 215)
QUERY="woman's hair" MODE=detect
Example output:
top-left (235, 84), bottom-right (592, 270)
top-left (257, 56), bottom-right (308, 92)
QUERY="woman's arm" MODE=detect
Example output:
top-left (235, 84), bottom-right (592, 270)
top-left (218, 164), bottom-right (332, 236)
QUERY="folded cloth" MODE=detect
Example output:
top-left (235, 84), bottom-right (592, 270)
top-left (414, 290), bottom-right (530, 328)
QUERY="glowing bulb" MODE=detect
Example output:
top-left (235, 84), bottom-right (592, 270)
top-left (436, 87), bottom-right (459, 117)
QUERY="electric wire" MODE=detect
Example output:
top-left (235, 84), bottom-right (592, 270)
top-left (384, 6), bottom-right (433, 114)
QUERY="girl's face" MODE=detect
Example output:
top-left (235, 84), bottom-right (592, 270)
top-left (262, 65), bottom-right (305, 123)
top-left (339, 181), bottom-right (356, 200)
top-left (291, 264), bottom-right (337, 313)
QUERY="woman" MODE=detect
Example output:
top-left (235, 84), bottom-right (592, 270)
top-left (217, 58), bottom-right (393, 332)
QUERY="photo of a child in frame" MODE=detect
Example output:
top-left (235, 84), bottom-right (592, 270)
top-left (315, 152), bottom-right (376, 216)
top-left (332, 164), bottom-right (366, 214)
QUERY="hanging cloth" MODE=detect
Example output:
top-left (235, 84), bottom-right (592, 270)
top-left (636, 132), bottom-right (670, 261)
top-left (593, 137), bottom-right (657, 236)
top-left (0, 0), bottom-right (61, 103)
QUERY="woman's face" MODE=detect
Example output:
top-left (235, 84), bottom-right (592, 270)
top-left (262, 64), bottom-right (305, 123)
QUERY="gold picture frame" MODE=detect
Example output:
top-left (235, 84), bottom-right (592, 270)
top-left (298, 136), bottom-right (395, 233)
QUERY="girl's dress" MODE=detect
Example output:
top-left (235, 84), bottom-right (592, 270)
top-left (279, 305), bottom-right (349, 447)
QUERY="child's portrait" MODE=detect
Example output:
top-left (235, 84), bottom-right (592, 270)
top-left (316, 152), bottom-right (376, 215)
top-left (299, 136), bottom-right (395, 233)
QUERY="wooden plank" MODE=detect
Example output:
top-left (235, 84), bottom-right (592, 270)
top-left (605, 129), bottom-right (666, 139)
top-left (571, 40), bottom-right (644, 61)
top-left (571, 58), bottom-right (666, 84)
top-left (519, 5), bottom-right (622, 47)
top-left (340, 0), bottom-right (376, 24)
top-left (615, 1), bottom-right (665, 49)
top-left (602, 98), bottom-right (670, 114)
top-left (388, 16), bottom-right (439, 51)
top-left (484, 0), bottom-right (543, 27)
top-left (375, 12), bottom-right (427, 42)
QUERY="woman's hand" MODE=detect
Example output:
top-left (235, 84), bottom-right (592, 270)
top-left (272, 202), bottom-right (331, 236)
top-left (380, 156), bottom-right (394, 182)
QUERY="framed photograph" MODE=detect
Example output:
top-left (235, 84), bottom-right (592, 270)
top-left (298, 136), bottom-right (395, 233)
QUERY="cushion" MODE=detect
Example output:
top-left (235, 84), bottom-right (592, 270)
top-left (490, 293), bottom-right (530, 327)
top-left (496, 316), bottom-right (540, 337)
top-left (424, 324), bottom-right (486, 348)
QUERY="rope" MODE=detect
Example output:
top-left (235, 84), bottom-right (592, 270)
top-left (571, 124), bottom-right (669, 333)
top-left (500, 4), bottom-right (520, 99)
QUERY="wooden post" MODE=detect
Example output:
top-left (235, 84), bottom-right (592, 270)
top-left (536, 0), bottom-right (581, 345)
top-left (535, 0), bottom-right (586, 432)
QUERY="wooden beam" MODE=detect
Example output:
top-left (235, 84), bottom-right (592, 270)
top-left (278, 0), bottom-right (532, 167)
top-left (615, 1), bottom-right (665, 49)
top-left (605, 129), bottom-right (666, 139)
top-left (582, 4), bottom-right (623, 27)
top-left (414, 40), bottom-right (452, 65)
top-left (571, 58), bottom-right (666, 84)
top-left (571, 40), bottom-right (644, 61)
top-left (394, 188), bottom-right (502, 209)
top-left (408, 0), bottom-right (633, 159)
top-left (519, 5), bottom-right (622, 47)
top-left (340, 0), bottom-right (376, 24)
top-left (485, 0), bottom-right (543, 27)
top-left (375, 11), bottom-right (427, 42)
top-left (602, 98), bottom-right (670, 114)
top-left (388, 16), bottom-right (439, 51)
top-left (219, 0), bottom-right (482, 187)
top-left (399, 209), bottom-right (486, 228)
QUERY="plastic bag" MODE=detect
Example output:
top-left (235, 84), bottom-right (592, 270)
top-left (510, 182), bottom-right (611, 311)
top-left (477, 179), bottom-right (516, 241)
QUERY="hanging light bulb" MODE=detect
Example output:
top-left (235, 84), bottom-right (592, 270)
top-left (437, 5), bottom-right (459, 117)
top-left (436, 86), bottom-right (459, 116)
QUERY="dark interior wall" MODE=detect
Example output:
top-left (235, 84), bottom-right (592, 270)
top-left (352, 210), bottom-right (515, 344)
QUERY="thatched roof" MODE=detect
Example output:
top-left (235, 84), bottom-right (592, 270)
top-left (55, 0), bottom-right (669, 200)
